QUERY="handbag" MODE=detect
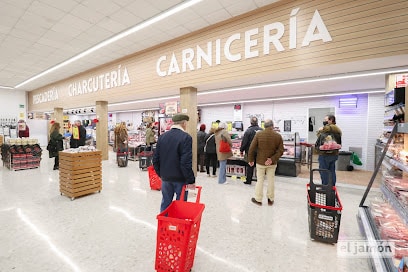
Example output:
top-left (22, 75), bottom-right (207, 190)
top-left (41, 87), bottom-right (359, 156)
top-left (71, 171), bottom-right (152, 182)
top-left (47, 140), bottom-right (57, 152)
top-left (219, 134), bottom-right (231, 153)
top-left (204, 134), bottom-right (214, 153)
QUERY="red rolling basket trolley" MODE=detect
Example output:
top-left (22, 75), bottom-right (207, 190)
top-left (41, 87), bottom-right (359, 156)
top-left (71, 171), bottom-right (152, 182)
top-left (307, 169), bottom-right (343, 244)
top-left (148, 165), bottom-right (161, 190)
top-left (155, 186), bottom-right (205, 272)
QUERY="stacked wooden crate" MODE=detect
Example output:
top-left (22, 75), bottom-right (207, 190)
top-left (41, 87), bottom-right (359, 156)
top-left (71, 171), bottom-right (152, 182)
top-left (59, 150), bottom-right (102, 200)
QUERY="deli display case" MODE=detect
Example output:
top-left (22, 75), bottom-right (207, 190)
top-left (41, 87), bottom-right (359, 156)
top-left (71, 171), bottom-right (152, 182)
top-left (275, 132), bottom-right (301, 177)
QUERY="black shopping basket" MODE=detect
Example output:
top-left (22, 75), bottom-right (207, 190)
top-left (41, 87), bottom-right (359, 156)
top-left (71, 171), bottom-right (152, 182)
top-left (155, 186), bottom-right (205, 272)
top-left (307, 169), bottom-right (343, 244)
top-left (116, 144), bottom-right (128, 167)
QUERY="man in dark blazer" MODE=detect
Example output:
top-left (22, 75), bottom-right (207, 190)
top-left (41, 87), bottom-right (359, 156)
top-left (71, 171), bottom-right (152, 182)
top-left (153, 114), bottom-right (196, 212)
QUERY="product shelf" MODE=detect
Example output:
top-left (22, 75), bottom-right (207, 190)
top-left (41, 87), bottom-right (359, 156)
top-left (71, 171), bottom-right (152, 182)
top-left (380, 184), bottom-right (408, 225)
top-left (357, 206), bottom-right (395, 272)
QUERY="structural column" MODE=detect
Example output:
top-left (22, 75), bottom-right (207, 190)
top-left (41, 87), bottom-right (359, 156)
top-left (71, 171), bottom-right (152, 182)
top-left (180, 86), bottom-right (197, 176)
top-left (53, 107), bottom-right (63, 126)
top-left (96, 101), bottom-right (108, 160)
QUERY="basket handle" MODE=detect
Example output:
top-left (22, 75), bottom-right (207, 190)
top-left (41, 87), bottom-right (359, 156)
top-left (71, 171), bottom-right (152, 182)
top-left (180, 185), bottom-right (202, 203)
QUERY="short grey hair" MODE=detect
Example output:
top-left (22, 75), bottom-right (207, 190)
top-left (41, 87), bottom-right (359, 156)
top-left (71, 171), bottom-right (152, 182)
top-left (264, 119), bottom-right (274, 128)
top-left (173, 120), bottom-right (187, 125)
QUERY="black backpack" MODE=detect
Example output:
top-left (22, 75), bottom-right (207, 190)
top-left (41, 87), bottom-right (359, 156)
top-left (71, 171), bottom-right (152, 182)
top-left (315, 126), bottom-right (342, 153)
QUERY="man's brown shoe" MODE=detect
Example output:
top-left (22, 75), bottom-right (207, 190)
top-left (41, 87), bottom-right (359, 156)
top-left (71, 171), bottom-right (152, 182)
top-left (251, 198), bottom-right (262, 206)
top-left (268, 199), bottom-right (274, 206)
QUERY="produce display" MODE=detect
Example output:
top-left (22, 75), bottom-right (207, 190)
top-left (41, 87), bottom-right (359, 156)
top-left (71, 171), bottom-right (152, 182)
top-left (1, 142), bottom-right (42, 170)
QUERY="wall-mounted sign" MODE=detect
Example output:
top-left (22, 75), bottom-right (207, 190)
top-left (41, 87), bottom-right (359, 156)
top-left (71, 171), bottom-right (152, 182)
top-left (396, 74), bottom-right (408, 88)
top-left (68, 65), bottom-right (130, 97)
top-left (165, 101), bottom-right (178, 115)
top-left (156, 8), bottom-right (332, 77)
top-left (33, 87), bottom-right (59, 104)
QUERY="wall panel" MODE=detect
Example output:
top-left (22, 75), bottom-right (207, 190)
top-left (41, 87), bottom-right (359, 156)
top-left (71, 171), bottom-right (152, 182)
top-left (28, 0), bottom-right (408, 112)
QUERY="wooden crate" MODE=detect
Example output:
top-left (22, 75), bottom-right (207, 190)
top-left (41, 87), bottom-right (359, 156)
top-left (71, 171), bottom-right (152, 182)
top-left (59, 151), bottom-right (102, 200)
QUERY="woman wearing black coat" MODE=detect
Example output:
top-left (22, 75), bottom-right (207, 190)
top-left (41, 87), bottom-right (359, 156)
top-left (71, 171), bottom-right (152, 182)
top-left (204, 127), bottom-right (217, 177)
top-left (49, 122), bottom-right (64, 170)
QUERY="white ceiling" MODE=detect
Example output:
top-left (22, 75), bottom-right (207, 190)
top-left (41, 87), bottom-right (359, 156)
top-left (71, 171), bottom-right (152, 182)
top-left (0, 0), bottom-right (407, 112)
top-left (0, 0), bottom-right (280, 90)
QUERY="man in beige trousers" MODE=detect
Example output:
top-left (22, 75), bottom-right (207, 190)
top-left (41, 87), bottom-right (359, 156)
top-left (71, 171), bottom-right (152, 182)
top-left (248, 119), bottom-right (284, 206)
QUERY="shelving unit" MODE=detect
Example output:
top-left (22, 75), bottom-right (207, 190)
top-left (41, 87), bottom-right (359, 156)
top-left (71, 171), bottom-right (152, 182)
top-left (358, 82), bottom-right (407, 271)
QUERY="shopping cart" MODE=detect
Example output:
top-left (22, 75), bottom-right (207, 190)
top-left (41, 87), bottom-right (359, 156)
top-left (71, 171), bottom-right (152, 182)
top-left (155, 186), bottom-right (205, 272)
top-left (307, 169), bottom-right (343, 244)
top-left (148, 165), bottom-right (161, 190)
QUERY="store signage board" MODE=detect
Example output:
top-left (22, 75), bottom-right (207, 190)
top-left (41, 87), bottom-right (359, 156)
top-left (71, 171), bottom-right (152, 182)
top-left (156, 8), bottom-right (332, 77)
top-left (32, 65), bottom-right (131, 104)
top-left (233, 104), bottom-right (242, 122)
top-left (396, 74), bottom-right (408, 88)
top-left (27, 0), bottom-right (408, 113)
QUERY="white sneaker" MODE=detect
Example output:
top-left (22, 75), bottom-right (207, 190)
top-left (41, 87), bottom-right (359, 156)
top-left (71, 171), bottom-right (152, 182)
top-left (223, 181), bottom-right (229, 185)
top-left (212, 175), bottom-right (217, 178)
top-left (207, 174), bottom-right (210, 177)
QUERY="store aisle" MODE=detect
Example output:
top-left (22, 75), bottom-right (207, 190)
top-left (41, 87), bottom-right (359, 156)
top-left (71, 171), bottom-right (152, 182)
top-left (0, 151), bottom-right (377, 272)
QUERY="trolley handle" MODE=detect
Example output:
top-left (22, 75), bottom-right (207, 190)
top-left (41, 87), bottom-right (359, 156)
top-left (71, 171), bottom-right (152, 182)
top-left (310, 168), bottom-right (333, 187)
top-left (180, 185), bottom-right (202, 203)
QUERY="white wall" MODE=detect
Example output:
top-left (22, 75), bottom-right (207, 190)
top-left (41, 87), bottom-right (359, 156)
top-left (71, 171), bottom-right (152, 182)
top-left (200, 92), bottom-right (384, 171)
top-left (0, 89), bottom-right (26, 119)
top-left (26, 119), bottom-right (49, 146)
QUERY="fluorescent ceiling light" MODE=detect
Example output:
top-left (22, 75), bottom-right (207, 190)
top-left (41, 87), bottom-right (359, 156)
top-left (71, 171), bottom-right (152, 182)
top-left (107, 65), bottom-right (397, 108)
top-left (198, 66), bottom-right (408, 96)
top-left (15, 0), bottom-right (203, 89)
top-left (198, 89), bottom-right (384, 107)
top-left (109, 95), bottom-right (179, 107)
top-left (0, 85), bottom-right (14, 90)
top-left (110, 108), bottom-right (159, 113)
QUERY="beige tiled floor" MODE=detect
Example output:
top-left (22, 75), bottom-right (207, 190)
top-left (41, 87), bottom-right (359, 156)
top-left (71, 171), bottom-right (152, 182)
top-left (0, 151), bottom-right (380, 272)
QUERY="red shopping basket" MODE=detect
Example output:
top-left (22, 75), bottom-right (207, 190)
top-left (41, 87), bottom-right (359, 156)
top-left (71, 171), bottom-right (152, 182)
top-left (155, 186), bottom-right (205, 272)
top-left (148, 166), bottom-right (162, 190)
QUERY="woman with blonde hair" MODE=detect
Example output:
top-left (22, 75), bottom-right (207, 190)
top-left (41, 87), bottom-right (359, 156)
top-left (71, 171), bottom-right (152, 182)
top-left (49, 122), bottom-right (63, 170)
top-left (114, 122), bottom-right (128, 152)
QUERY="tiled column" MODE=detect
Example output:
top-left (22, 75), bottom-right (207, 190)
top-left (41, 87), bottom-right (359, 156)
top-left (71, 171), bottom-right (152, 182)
top-left (180, 86), bottom-right (197, 177)
top-left (53, 107), bottom-right (63, 126)
top-left (96, 101), bottom-right (108, 160)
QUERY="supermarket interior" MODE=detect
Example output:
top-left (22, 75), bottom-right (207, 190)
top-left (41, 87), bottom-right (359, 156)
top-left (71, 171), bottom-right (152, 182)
top-left (1, 0), bottom-right (408, 271)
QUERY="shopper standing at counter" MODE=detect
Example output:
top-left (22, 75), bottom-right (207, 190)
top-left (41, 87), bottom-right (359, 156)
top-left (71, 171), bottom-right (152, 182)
top-left (316, 114), bottom-right (342, 186)
top-left (153, 114), bottom-right (195, 212)
top-left (197, 124), bottom-right (207, 172)
top-left (240, 117), bottom-right (263, 185)
top-left (145, 122), bottom-right (156, 150)
top-left (248, 119), bottom-right (284, 206)
top-left (204, 127), bottom-right (217, 177)
top-left (215, 122), bottom-right (233, 185)
top-left (70, 120), bottom-right (86, 148)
